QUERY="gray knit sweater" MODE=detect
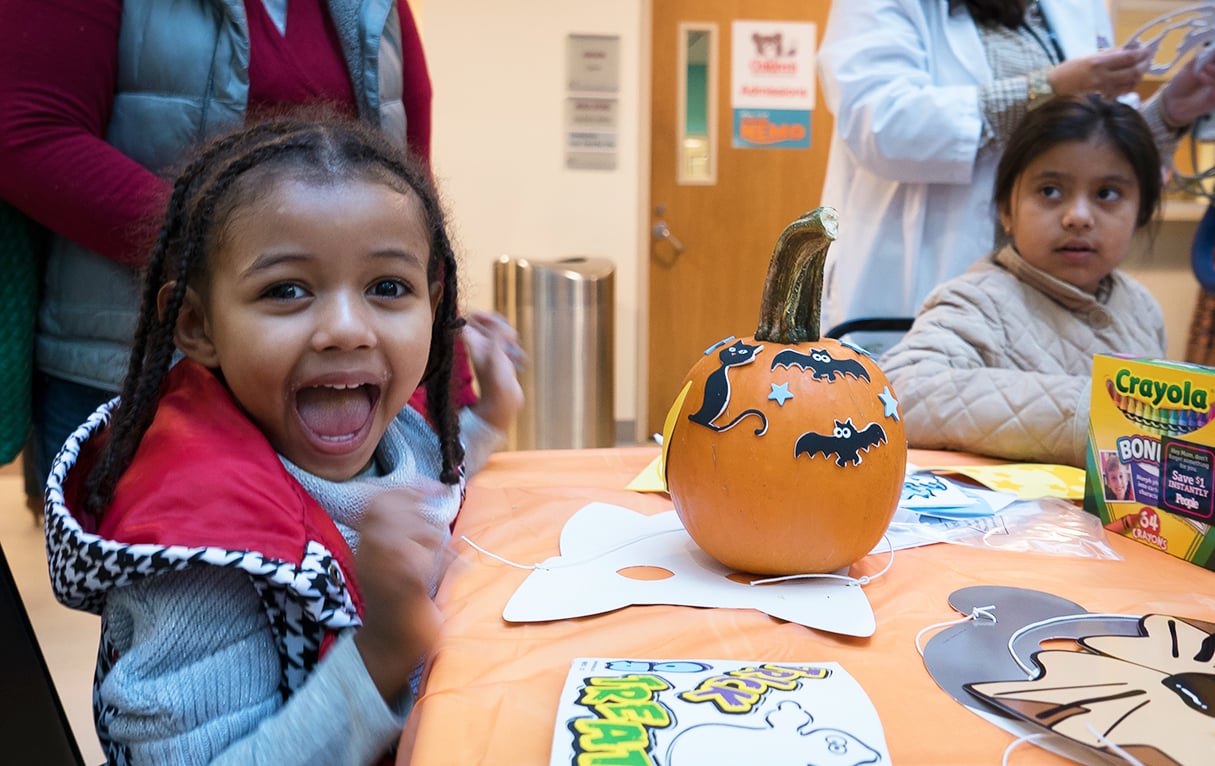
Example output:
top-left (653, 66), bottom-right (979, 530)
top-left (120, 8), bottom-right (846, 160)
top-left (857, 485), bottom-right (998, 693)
top-left (97, 407), bottom-right (500, 764)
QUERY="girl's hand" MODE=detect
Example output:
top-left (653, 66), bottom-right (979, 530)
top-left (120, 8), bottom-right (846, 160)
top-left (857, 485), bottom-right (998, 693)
top-left (352, 488), bottom-right (446, 702)
top-left (1160, 48), bottom-right (1215, 126)
top-left (1048, 46), bottom-right (1151, 100)
top-left (462, 311), bottom-right (525, 431)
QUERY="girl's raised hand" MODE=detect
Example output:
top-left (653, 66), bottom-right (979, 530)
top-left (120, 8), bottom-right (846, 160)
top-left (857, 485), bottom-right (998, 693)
top-left (351, 487), bottom-right (446, 702)
top-left (462, 311), bottom-right (525, 432)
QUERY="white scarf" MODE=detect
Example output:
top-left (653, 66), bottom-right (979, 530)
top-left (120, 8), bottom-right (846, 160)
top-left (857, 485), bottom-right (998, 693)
top-left (280, 407), bottom-right (461, 562)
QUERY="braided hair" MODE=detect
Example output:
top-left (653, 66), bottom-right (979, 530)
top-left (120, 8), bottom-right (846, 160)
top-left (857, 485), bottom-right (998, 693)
top-left (83, 113), bottom-right (465, 518)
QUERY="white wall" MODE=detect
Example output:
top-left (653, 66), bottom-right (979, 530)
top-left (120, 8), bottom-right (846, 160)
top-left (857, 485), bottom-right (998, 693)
top-left (416, 1), bottom-right (647, 428)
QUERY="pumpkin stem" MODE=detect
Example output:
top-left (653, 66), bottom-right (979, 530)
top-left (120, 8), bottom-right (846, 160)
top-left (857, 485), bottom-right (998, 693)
top-left (754, 207), bottom-right (838, 344)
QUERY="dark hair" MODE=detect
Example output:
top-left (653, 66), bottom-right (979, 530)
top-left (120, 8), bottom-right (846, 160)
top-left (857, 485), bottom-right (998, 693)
top-left (84, 113), bottom-right (466, 517)
top-left (994, 93), bottom-right (1163, 229)
top-left (949, 0), bottom-right (1025, 29)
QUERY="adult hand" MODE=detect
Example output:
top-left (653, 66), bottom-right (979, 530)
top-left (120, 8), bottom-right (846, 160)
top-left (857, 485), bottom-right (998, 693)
top-left (462, 310), bottom-right (525, 432)
top-left (352, 487), bottom-right (446, 702)
top-left (1160, 49), bottom-right (1215, 126)
top-left (1048, 46), bottom-right (1152, 100)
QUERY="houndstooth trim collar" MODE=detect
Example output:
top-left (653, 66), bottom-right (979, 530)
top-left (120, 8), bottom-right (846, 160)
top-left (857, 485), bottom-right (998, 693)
top-left (43, 398), bottom-right (360, 630)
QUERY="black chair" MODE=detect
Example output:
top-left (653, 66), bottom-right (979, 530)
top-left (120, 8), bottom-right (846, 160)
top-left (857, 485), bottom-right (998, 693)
top-left (0, 541), bottom-right (87, 766)
top-left (824, 317), bottom-right (914, 339)
top-left (824, 317), bottom-right (914, 357)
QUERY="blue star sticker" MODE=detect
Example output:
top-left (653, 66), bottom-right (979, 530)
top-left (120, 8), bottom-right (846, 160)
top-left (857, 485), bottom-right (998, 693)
top-left (768, 382), bottom-right (794, 406)
top-left (878, 385), bottom-right (900, 421)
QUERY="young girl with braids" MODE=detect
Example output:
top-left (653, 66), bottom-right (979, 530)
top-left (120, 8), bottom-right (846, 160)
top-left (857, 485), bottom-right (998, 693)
top-left (42, 114), bottom-right (503, 763)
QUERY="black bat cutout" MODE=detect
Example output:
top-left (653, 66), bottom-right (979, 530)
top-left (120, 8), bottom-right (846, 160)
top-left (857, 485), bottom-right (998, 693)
top-left (770, 348), bottom-right (870, 382)
top-left (794, 418), bottom-right (887, 467)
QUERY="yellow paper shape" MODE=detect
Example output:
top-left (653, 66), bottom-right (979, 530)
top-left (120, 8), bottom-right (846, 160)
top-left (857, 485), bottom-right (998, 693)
top-left (922, 463), bottom-right (1086, 500)
top-left (654, 380), bottom-right (693, 491)
top-left (626, 455), bottom-right (669, 493)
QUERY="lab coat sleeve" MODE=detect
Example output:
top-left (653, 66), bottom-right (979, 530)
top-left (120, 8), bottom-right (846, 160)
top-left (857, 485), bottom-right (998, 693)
top-left (818, 0), bottom-right (985, 185)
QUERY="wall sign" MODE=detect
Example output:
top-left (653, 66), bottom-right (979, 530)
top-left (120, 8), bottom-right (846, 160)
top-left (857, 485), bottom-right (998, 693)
top-left (566, 34), bottom-right (620, 170)
top-left (567, 34), bottom-right (620, 92)
top-left (565, 97), bottom-right (618, 170)
top-left (730, 21), bottom-right (816, 150)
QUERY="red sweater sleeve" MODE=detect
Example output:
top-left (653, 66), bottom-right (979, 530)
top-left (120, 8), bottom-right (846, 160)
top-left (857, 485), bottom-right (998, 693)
top-left (0, 0), bottom-right (169, 267)
top-left (399, 2), bottom-right (475, 412)
top-left (398, 1), bottom-right (433, 161)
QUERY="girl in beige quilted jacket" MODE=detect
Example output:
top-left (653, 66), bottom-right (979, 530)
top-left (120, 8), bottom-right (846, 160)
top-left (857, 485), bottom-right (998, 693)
top-left (880, 94), bottom-right (1167, 467)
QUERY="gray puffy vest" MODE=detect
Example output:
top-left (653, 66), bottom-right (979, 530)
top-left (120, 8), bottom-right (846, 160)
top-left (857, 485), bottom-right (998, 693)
top-left (37, 0), bottom-right (406, 391)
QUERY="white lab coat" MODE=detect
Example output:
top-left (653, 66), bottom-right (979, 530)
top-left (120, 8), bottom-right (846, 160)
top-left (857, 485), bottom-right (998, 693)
top-left (816, 0), bottom-right (1115, 333)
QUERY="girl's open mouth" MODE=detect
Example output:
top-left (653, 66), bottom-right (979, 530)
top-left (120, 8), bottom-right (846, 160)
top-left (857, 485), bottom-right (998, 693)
top-left (295, 383), bottom-right (381, 446)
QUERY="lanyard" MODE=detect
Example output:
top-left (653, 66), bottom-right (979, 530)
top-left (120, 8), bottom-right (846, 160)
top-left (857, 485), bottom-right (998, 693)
top-left (1023, 2), bottom-right (1065, 64)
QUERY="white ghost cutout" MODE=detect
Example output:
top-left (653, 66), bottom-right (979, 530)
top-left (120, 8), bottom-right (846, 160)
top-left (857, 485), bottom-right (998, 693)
top-left (665, 701), bottom-right (882, 766)
top-left (500, 502), bottom-right (876, 637)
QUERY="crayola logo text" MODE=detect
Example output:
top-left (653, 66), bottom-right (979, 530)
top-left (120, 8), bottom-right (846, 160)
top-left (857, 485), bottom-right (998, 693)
top-left (1114, 369), bottom-right (1209, 411)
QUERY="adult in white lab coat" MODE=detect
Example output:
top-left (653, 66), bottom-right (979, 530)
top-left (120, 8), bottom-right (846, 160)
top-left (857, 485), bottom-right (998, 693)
top-left (817, 0), bottom-right (1215, 347)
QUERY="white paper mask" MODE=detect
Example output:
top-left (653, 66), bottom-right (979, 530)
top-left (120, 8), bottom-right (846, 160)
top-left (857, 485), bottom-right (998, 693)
top-left (499, 502), bottom-right (876, 637)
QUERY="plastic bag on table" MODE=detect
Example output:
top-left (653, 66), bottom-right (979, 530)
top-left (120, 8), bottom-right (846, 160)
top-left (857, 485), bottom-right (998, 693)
top-left (882, 497), bottom-right (1122, 561)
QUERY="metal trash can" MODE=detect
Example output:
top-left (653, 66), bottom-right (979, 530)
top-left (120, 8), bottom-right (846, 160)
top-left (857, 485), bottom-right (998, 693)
top-left (494, 255), bottom-right (615, 450)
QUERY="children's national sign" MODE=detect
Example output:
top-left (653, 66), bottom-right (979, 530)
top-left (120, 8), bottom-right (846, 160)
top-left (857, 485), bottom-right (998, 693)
top-left (731, 20), bottom-right (816, 149)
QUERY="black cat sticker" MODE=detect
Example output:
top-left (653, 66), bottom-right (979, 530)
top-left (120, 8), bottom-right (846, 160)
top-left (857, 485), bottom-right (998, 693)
top-left (794, 418), bottom-right (886, 467)
top-left (688, 338), bottom-right (769, 435)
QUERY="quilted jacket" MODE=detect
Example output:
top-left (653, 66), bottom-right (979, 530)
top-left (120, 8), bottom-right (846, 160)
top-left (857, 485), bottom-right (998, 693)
top-left (878, 246), bottom-right (1166, 466)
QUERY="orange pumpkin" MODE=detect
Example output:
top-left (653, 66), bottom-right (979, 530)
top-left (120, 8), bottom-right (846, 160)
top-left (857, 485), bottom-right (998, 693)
top-left (661, 208), bottom-right (907, 575)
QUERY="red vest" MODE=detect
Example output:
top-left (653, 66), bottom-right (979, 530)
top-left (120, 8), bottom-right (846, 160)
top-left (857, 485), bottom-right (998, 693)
top-left (46, 360), bottom-right (365, 708)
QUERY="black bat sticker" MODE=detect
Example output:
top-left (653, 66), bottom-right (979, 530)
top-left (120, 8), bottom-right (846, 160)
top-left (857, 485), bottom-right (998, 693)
top-left (794, 418), bottom-right (887, 467)
top-left (770, 348), bottom-right (870, 382)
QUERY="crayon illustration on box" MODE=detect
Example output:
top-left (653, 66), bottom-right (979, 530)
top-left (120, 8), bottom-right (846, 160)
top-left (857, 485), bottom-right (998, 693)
top-left (1085, 355), bottom-right (1215, 570)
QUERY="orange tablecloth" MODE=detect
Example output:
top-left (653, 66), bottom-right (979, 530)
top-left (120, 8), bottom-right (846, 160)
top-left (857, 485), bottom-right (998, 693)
top-left (398, 446), bottom-right (1215, 765)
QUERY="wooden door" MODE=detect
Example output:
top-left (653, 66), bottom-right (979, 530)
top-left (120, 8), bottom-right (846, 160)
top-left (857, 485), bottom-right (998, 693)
top-left (646, 0), bottom-right (833, 435)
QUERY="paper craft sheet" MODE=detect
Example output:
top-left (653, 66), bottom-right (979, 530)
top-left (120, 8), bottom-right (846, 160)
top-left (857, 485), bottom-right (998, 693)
top-left (924, 463), bottom-right (1086, 500)
top-left (626, 454), bottom-right (667, 492)
top-left (550, 658), bottom-right (890, 766)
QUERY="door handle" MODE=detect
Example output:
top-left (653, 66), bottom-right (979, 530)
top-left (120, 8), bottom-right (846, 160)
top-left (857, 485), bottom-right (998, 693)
top-left (652, 221), bottom-right (686, 254)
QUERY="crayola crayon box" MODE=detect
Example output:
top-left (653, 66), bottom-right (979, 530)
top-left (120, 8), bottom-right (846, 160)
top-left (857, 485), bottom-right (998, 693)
top-left (1084, 354), bottom-right (1215, 570)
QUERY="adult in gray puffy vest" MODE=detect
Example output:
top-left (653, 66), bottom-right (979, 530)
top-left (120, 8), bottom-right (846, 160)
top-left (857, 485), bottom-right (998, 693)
top-left (0, 1), bottom-right (500, 504)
